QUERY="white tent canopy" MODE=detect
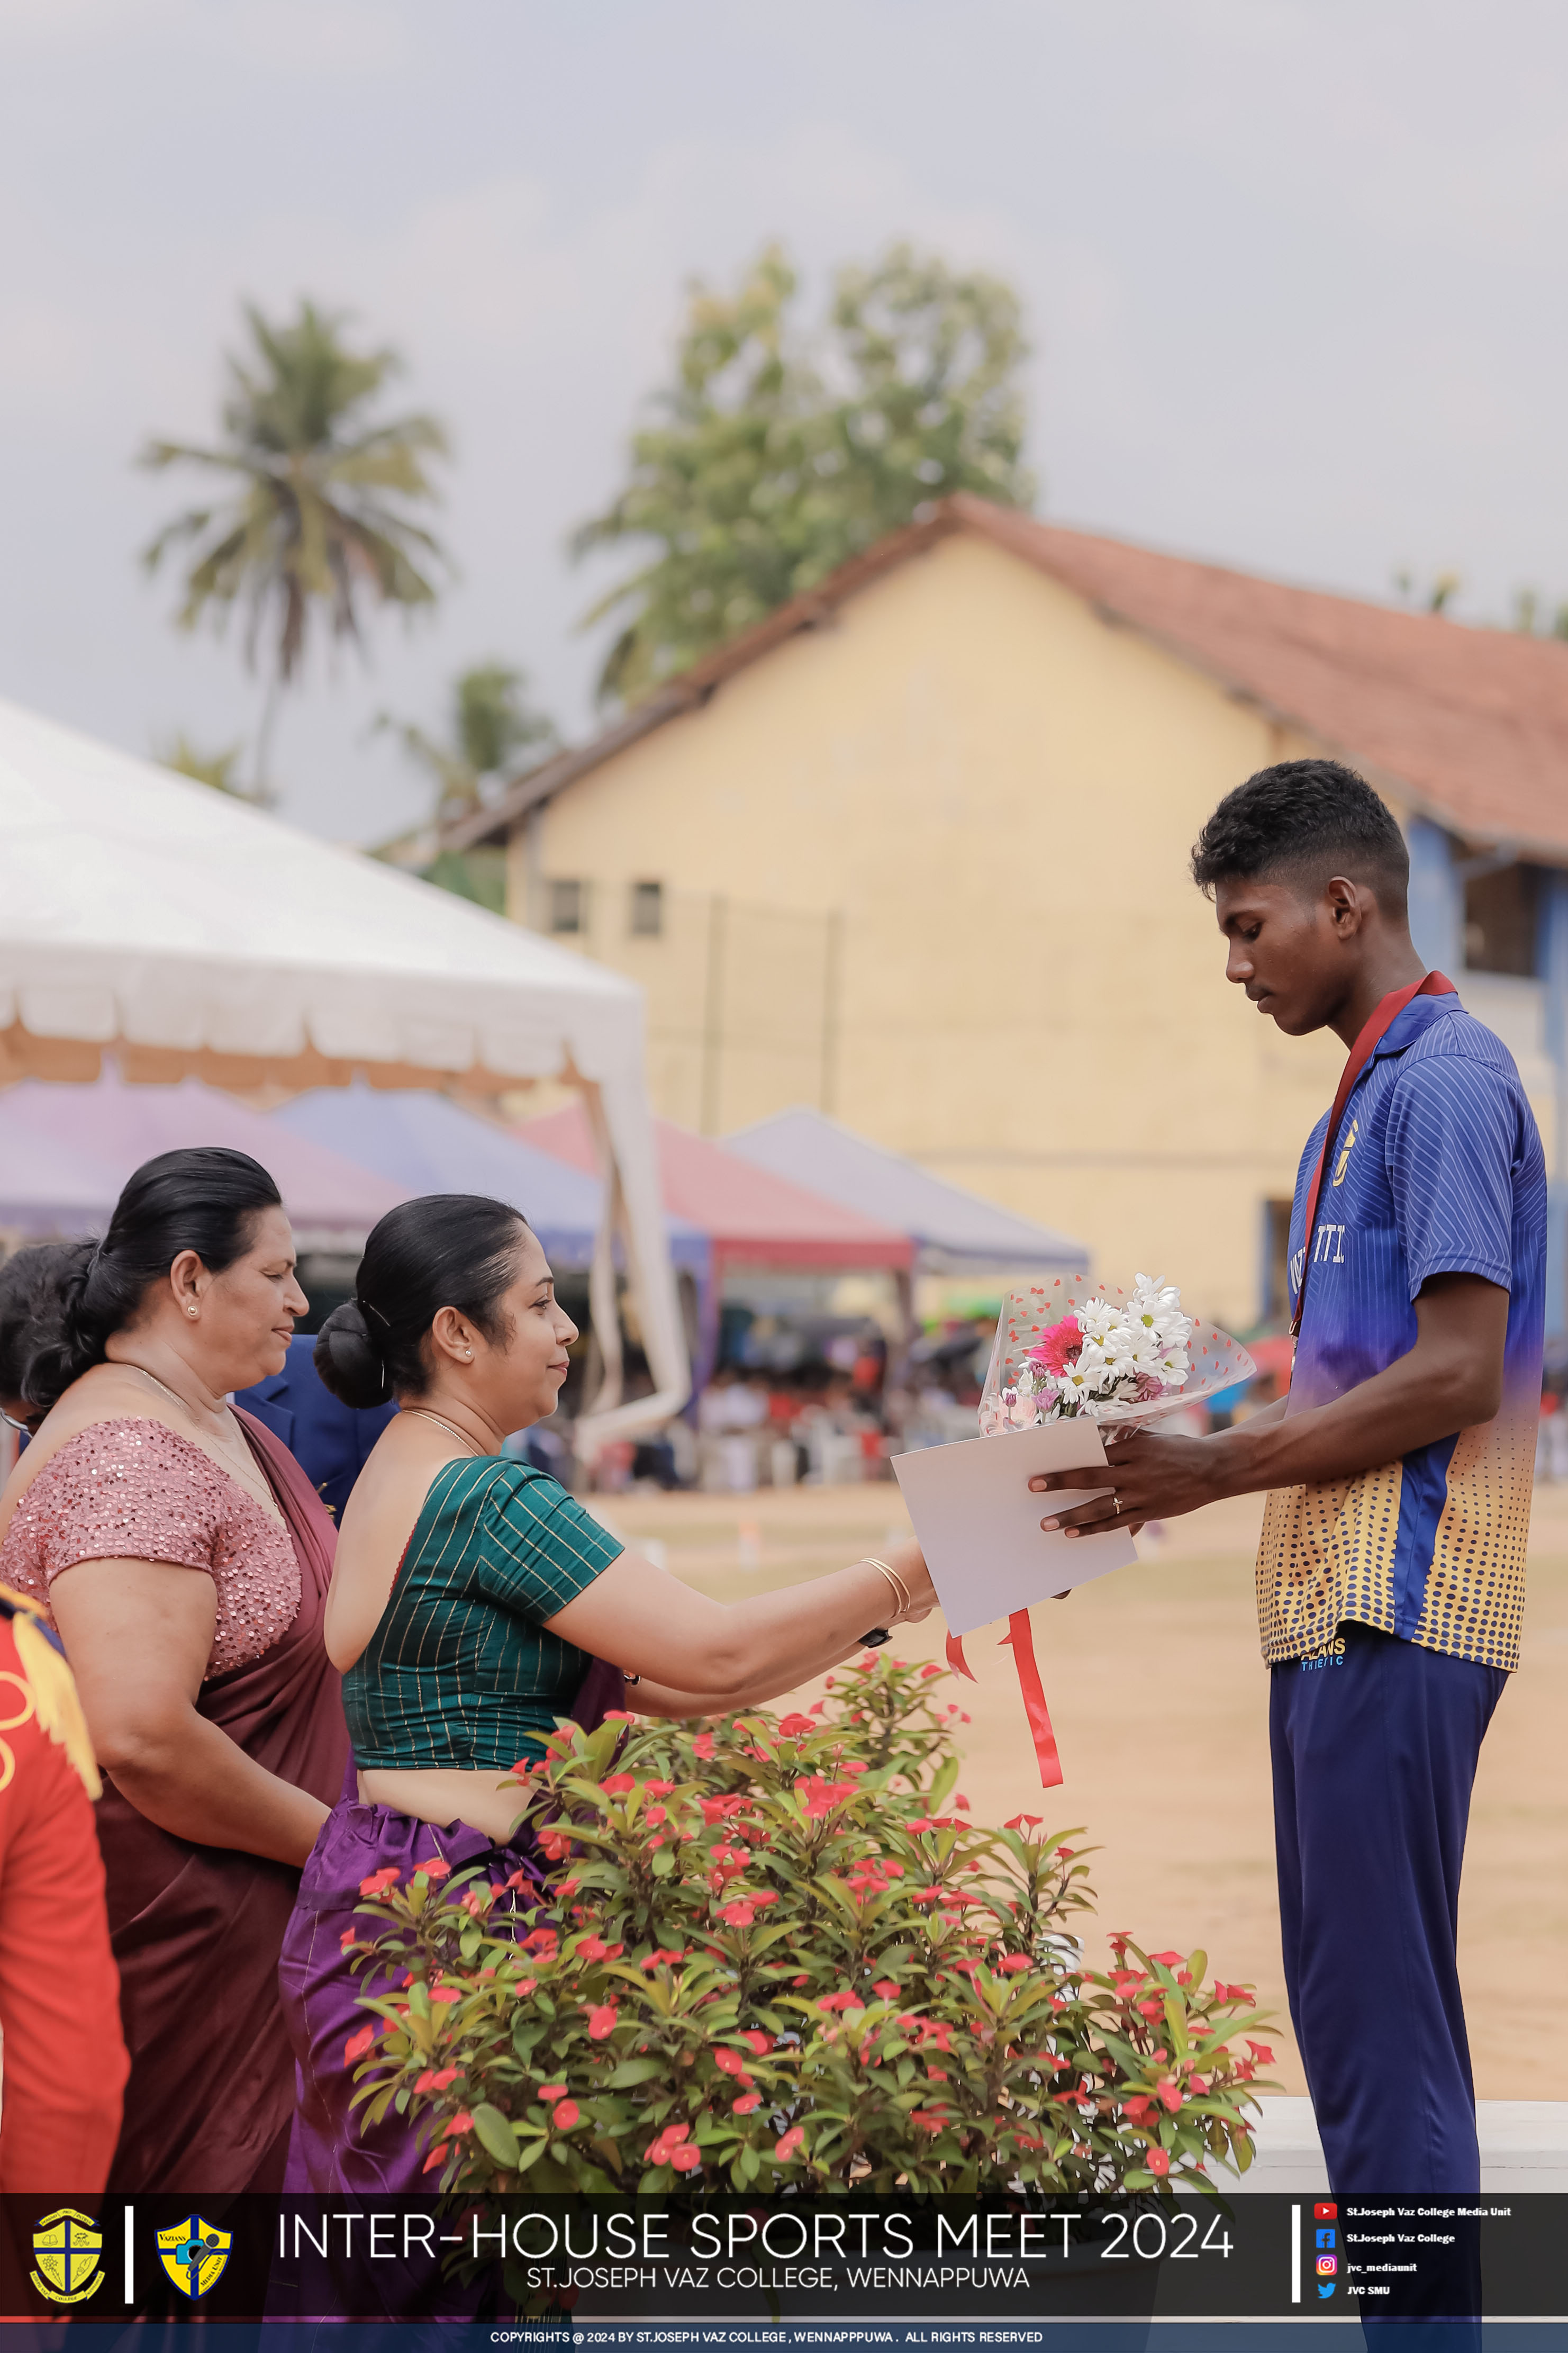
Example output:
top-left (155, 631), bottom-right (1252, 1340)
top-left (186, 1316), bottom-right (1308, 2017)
top-left (0, 694), bottom-right (687, 1441)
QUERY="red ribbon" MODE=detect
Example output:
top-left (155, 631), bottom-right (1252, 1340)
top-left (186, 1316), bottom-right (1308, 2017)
top-left (1292, 970), bottom-right (1454, 1338)
top-left (1000, 1612), bottom-right (1064, 1789)
top-left (946, 1619), bottom-right (1064, 1789)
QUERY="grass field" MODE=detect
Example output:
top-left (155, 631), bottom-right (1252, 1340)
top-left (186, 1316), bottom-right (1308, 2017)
top-left (592, 1476), bottom-right (1568, 2100)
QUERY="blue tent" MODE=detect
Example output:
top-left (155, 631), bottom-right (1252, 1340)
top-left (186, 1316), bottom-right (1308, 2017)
top-left (724, 1106), bottom-right (1088, 1277)
top-left (273, 1086), bottom-right (710, 1278)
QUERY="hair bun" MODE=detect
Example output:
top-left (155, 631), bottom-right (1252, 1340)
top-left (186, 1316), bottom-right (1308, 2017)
top-left (314, 1301), bottom-right (393, 1410)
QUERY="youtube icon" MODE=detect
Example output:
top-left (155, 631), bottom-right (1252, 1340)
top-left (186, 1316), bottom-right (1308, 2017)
top-left (1315, 2203), bottom-right (1338, 2220)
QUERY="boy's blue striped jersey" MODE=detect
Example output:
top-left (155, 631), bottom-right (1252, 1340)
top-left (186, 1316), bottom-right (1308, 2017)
top-left (1257, 988), bottom-right (1546, 1671)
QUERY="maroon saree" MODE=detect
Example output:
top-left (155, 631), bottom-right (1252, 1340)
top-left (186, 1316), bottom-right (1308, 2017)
top-left (101, 1409), bottom-right (347, 2192)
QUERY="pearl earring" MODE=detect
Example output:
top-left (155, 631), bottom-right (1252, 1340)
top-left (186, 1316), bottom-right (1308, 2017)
top-left (186, 1306), bottom-right (197, 1319)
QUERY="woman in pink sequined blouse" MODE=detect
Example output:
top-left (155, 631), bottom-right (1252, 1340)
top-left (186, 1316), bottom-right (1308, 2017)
top-left (0, 1147), bottom-right (348, 2193)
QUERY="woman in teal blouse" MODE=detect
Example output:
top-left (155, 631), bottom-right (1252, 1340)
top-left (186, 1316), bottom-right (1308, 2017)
top-left (279, 1192), bottom-right (935, 2190)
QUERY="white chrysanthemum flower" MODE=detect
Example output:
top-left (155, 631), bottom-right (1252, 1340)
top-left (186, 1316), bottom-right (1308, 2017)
top-left (1129, 1274), bottom-right (1190, 1350)
top-left (1133, 1272), bottom-right (1181, 1311)
top-left (1076, 1296), bottom-right (1122, 1344)
top-left (1054, 1362), bottom-right (1096, 1408)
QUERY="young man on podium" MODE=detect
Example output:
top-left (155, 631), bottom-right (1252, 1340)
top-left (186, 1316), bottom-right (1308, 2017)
top-left (1033, 759), bottom-right (1546, 2196)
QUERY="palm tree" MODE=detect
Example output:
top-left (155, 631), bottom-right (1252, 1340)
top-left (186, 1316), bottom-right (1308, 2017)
top-left (140, 299), bottom-right (449, 796)
top-left (156, 731), bottom-right (248, 797)
top-left (376, 660), bottom-right (558, 824)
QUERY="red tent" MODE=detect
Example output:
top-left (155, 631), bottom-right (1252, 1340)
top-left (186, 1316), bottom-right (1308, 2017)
top-left (514, 1105), bottom-right (912, 1275)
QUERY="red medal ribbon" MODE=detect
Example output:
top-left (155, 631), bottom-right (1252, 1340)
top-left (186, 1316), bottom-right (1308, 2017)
top-left (1000, 1611), bottom-right (1064, 1788)
top-left (945, 1620), bottom-right (1065, 1789)
top-left (1291, 970), bottom-right (1454, 1339)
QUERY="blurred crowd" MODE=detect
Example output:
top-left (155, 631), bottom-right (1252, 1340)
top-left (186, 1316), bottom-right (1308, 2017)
top-left (584, 1312), bottom-right (1300, 1498)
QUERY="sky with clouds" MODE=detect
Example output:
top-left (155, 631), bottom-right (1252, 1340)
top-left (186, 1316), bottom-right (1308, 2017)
top-left (3, 0), bottom-right (1565, 842)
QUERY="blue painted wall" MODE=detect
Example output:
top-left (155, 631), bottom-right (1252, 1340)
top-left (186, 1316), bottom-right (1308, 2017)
top-left (1405, 817), bottom-right (1566, 1337)
top-left (1406, 817), bottom-right (1463, 975)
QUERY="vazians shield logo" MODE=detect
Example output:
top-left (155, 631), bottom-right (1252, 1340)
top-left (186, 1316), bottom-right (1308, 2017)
top-left (157, 2216), bottom-right (232, 2299)
top-left (30, 2209), bottom-right (104, 2305)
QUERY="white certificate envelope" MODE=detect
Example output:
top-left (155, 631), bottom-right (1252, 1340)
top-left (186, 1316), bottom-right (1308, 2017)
top-left (891, 1422), bottom-right (1138, 1637)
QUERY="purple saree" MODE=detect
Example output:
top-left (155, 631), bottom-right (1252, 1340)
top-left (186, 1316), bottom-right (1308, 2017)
top-left (279, 1655), bottom-right (625, 2192)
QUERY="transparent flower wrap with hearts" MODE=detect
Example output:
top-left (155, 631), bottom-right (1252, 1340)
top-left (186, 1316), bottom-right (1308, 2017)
top-left (978, 1274), bottom-right (1257, 1436)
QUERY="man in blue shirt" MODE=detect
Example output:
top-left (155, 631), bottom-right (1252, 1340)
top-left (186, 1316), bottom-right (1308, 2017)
top-left (1032, 759), bottom-right (1546, 2197)
top-left (236, 1334), bottom-right (395, 1523)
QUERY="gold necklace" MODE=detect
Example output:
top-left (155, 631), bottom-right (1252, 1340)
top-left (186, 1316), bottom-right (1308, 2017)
top-left (124, 1360), bottom-right (223, 1423)
top-left (121, 1364), bottom-right (282, 1514)
top-left (398, 1407), bottom-right (487, 1457)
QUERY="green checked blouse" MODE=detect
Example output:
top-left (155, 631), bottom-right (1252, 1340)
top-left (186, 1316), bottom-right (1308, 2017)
top-left (341, 1457), bottom-right (624, 1772)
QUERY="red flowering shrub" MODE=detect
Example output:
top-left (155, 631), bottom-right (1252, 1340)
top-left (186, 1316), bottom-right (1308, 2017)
top-left (349, 1653), bottom-right (1275, 2196)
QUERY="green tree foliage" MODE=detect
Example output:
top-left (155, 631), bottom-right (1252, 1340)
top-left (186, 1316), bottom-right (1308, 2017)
top-left (1509, 585), bottom-right (1568, 640)
top-left (1392, 565), bottom-right (1462, 616)
top-left (156, 731), bottom-right (249, 798)
top-left (377, 660), bottom-right (558, 823)
top-left (575, 244), bottom-right (1036, 706)
top-left (140, 299), bottom-right (449, 791)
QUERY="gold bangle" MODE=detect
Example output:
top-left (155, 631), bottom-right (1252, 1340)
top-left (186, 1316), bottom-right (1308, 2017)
top-left (860, 1556), bottom-right (911, 1617)
top-left (872, 1557), bottom-right (912, 1612)
top-left (865, 1556), bottom-right (911, 1608)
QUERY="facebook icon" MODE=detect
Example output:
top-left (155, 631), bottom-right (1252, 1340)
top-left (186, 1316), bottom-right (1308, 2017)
top-left (1316, 2228), bottom-right (1336, 2249)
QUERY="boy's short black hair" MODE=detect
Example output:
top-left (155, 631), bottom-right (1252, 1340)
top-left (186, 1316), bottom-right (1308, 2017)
top-left (1191, 758), bottom-right (1410, 913)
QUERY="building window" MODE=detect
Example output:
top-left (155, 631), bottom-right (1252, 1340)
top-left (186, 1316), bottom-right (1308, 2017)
top-left (629, 879), bottom-right (664, 937)
top-left (548, 878), bottom-right (586, 935)
top-left (1463, 861), bottom-right (1538, 977)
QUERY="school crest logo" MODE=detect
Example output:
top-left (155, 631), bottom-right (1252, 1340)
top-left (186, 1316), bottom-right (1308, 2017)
top-left (157, 2215), bottom-right (232, 2299)
top-left (1330, 1117), bottom-right (1359, 1187)
top-left (30, 2208), bottom-right (104, 2304)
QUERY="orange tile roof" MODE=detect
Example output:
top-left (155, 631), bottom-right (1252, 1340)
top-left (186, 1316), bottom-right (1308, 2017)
top-left (448, 494), bottom-right (1568, 862)
top-left (966, 499), bottom-right (1568, 862)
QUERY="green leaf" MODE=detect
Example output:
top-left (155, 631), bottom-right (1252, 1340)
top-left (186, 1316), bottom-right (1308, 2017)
top-left (605, 2058), bottom-right (667, 2088)
top-left (470, 2103), bottom-right (522, 2168)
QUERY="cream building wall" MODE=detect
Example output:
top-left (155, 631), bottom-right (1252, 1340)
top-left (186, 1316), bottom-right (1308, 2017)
top-left (506, 529), bottom-right (1398, 1334)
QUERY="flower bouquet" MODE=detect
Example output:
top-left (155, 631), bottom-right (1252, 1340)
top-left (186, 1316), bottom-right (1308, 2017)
top-left (980, 1274), bottom-right (1256, 1436)
top-left (904, 1278), bottom-right (1256, 1791)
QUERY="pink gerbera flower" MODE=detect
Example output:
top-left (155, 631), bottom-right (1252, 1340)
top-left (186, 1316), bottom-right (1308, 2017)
top-left (1027, 1319), bottom-right (1082, 1377)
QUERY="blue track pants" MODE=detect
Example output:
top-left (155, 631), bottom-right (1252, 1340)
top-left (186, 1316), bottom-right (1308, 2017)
top-left (1270, 1622), bottom-right (1507, 2194)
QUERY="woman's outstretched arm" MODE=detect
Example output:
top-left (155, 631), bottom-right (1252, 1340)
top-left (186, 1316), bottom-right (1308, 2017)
top-left (624, 1626), bottom-right (894, 1720)
top-left (544, 1537), bottom-right (933, 1701)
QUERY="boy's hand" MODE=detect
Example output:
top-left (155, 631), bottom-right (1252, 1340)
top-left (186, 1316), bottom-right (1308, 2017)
top-left (1029, 1428), bottom-right (1227, 1536)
